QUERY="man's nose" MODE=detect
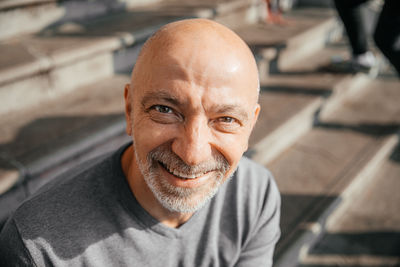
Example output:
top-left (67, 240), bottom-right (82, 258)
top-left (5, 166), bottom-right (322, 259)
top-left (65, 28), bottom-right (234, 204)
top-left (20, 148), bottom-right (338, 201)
top-left (172, 117), bottom-right (213, 166)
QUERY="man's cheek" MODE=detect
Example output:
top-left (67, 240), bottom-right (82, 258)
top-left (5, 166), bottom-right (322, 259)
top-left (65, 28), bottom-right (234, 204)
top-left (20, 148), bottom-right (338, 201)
top-left (135, 123), bottom-right (174, 149)
top-left (219, 134), bottom-right (248, 157)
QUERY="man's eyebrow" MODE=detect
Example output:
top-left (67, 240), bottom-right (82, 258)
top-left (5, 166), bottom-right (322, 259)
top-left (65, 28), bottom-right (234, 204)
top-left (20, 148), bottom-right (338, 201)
top-left (141, 91), bottom-right (182, 108)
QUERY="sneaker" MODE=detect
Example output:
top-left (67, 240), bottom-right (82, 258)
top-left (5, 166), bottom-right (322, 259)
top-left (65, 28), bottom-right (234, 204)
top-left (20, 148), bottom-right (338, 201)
top-left (325, 52), bottom-right (378, 78)
top-left (352, 51), bottom-right (376, 70)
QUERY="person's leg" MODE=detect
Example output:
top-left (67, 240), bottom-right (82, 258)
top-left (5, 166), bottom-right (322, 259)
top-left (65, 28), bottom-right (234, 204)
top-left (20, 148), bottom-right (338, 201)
top-left (265, 0), bottom-right (287, 24)
top-left (333, 0), bottom-right (370, 56)
top-left (374, 0), bottom-right (400, 76)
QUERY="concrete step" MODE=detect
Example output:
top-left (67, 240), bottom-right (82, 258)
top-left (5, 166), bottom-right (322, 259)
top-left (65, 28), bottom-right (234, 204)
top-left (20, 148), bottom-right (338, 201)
top-left (266, 77), bottom-right (400, 266)
top-left (0, 73), bottom-right (130, 227)
top-left (0, 73), bottom-right (127, 175)
top-left (0, 0), bottom-right (259, 116)
top-left (248, 43), bottom-right (353, 164)
top-left (271, 129), bottom-right (393, 267)
top-left (135, 0), bottom-right (261, 28)
top-left (296, 77), bottom-right (400, 267)
top-left (0, 11), bottom-right (179, 115)
top-left (236, 7), bottom-right (342, 79)
top-left (318, 78), bottom-right (400, 130)
top-left (0, 0), bottom-right (161, 41)
top-left (300, 137), bottom-right (400, 267)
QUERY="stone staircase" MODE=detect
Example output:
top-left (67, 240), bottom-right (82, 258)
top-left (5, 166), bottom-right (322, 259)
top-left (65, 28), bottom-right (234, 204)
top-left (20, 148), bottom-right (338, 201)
top-left (300, 133), bottom-right (400, 267)
top-left (0, 1), bottom-right (399, 266)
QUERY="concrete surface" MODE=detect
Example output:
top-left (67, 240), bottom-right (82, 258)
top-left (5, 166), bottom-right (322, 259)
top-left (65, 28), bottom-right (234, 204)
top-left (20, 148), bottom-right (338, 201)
top-left (320, 78), bottom-right (400, 126)
top-left (267, 61), bottom-right (400, 266)
top-left (236, 7), bottom-right (340, 73)
top-left (0, 74), bottom-right (127, 189)
top-left (0, 11), bottom-right (179, 114)
top-left (0, 73), bottom-right (127, 161)
top-left (0, 0), bottom-right (162, 40)
top-left (301, 138), bottom-right (400, 266)
top-left (249, 44), bottom-right (353, 164)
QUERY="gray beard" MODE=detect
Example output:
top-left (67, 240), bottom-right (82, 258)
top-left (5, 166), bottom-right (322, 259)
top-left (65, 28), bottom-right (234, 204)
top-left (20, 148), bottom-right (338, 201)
top-left (133, 143), bottom-right (231, 213)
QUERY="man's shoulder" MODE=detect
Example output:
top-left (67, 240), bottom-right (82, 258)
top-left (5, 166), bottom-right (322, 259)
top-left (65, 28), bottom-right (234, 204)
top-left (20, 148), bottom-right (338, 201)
top-left (238, 156), bottom-right (272, 175)
top-left (0, 145), bottom-right (132, 265)
top-left (210, 156), bottom-right (280, 251)
top-left (38, 152), bottom-right (110, 191)
top-left (236, 156), bottom-right (276, 187)
top-left (219, 156), bottom-right (279, 207)
top-left (10, 150), bottom-right (118, 231)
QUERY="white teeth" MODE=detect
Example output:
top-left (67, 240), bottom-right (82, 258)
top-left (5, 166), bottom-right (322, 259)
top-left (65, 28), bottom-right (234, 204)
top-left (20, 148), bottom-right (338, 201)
top-left (171, 168), bottom-right (204, 179)
top-left (163, 164), bottom-right (205, 179)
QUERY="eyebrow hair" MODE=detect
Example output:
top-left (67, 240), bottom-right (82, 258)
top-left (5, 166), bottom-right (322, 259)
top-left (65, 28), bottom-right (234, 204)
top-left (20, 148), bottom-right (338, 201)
top-left (141, 91), bottom-right (183, 108)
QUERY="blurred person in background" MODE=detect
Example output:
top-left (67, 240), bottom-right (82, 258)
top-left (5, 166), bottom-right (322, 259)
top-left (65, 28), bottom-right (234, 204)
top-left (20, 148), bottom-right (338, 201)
top-left (333, 0), bottom-right (400, 76)
top-left (263, 0), bottom-right (297, 24)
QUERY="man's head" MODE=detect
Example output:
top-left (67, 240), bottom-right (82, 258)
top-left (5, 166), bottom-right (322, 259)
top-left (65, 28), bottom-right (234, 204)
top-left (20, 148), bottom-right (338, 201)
top-left (124, 19), bottom-right (260, 214)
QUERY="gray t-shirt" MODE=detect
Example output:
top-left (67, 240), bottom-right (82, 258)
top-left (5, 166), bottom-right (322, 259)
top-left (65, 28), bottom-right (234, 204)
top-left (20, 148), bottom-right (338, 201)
top-left (0, 144), bottom-right (280, 267)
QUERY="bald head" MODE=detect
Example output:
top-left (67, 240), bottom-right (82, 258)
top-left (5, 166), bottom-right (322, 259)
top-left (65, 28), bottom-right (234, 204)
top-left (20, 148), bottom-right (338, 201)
top-left (130, 19), bottom-right (259, 102)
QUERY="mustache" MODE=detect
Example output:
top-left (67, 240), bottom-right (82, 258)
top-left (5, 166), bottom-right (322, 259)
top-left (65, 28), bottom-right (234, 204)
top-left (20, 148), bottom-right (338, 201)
top-left (148, 145), bottom-right (230, 176)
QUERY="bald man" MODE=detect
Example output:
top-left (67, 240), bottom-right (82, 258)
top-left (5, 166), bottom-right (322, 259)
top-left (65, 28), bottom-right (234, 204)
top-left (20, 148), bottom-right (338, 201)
top-left (0, 19), bottom-right (281, 266)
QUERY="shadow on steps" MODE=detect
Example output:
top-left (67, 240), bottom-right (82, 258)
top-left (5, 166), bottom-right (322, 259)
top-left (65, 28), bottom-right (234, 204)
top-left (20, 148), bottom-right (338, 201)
top-left (0, 113), bottom-right (127, 228)
top-left (308, 231), bottom-right (400, 257)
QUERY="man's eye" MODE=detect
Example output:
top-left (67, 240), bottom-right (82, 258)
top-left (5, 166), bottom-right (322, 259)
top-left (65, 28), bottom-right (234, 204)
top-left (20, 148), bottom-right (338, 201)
top-left (153, 105), bottom-right (173, 114)
top-left (218, 117), bottom-right (236, 123)
top-left (148, 105), bottom-right (181, 124)
top-left (213, 116), bottom-right (241, 133)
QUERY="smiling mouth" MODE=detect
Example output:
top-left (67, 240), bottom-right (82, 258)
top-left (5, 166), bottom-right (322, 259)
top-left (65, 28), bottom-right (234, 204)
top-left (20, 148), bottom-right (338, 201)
top-left (158, 161), bottom-right (209, 180)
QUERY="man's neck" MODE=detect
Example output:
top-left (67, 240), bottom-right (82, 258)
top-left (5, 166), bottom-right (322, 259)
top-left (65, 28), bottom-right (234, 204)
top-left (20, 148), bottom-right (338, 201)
top-left (121, 144), bottom-right (194, 228)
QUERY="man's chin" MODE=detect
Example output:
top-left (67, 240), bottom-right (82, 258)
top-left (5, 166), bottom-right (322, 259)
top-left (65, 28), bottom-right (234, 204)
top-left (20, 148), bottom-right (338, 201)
top-left (145, 168), bottom-right (223, 213)
top-left (157, 187), bottom-right (219, 214)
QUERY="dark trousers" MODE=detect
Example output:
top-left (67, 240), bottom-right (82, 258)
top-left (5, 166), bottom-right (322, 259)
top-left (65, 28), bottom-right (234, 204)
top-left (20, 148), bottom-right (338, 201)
top-left (334, 0), bottom-right (400, 76)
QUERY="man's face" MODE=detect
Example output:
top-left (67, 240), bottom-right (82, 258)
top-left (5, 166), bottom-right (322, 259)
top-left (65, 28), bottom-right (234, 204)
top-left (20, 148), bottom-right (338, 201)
top-left (126, 35), bottom-right (260, 213)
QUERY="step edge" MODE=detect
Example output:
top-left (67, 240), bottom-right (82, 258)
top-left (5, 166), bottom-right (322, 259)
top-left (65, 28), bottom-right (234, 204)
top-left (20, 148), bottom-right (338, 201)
top-left (325, 134), bottom-right (399, 229)
top-left (0, 17), bottom-right (175, 85)
top-left (274, 134), bottom-right (398, 267)
top-left (318, 73), bottom-right (372, 121)
top-left (0, 115), bottom-right (126, 195)
top-left (299, 134), bottom-right (399, 266)
top-left (0, 0), bottom-right (54, 10)
top-left (278, 17), bottom-right (339, 70)
top-left (252, 97), bottom-right (322, 165)
top-left (25, 116), bottom-right (126, 176)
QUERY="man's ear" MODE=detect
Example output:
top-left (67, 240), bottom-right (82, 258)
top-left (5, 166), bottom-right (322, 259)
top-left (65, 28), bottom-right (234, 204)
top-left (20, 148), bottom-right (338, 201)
top-left (124, 84), bottom-right (133, 136)
top-left (251, 103), bottom-right (260, 131)
top-left (244, 103), bottom-right (260, 152)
